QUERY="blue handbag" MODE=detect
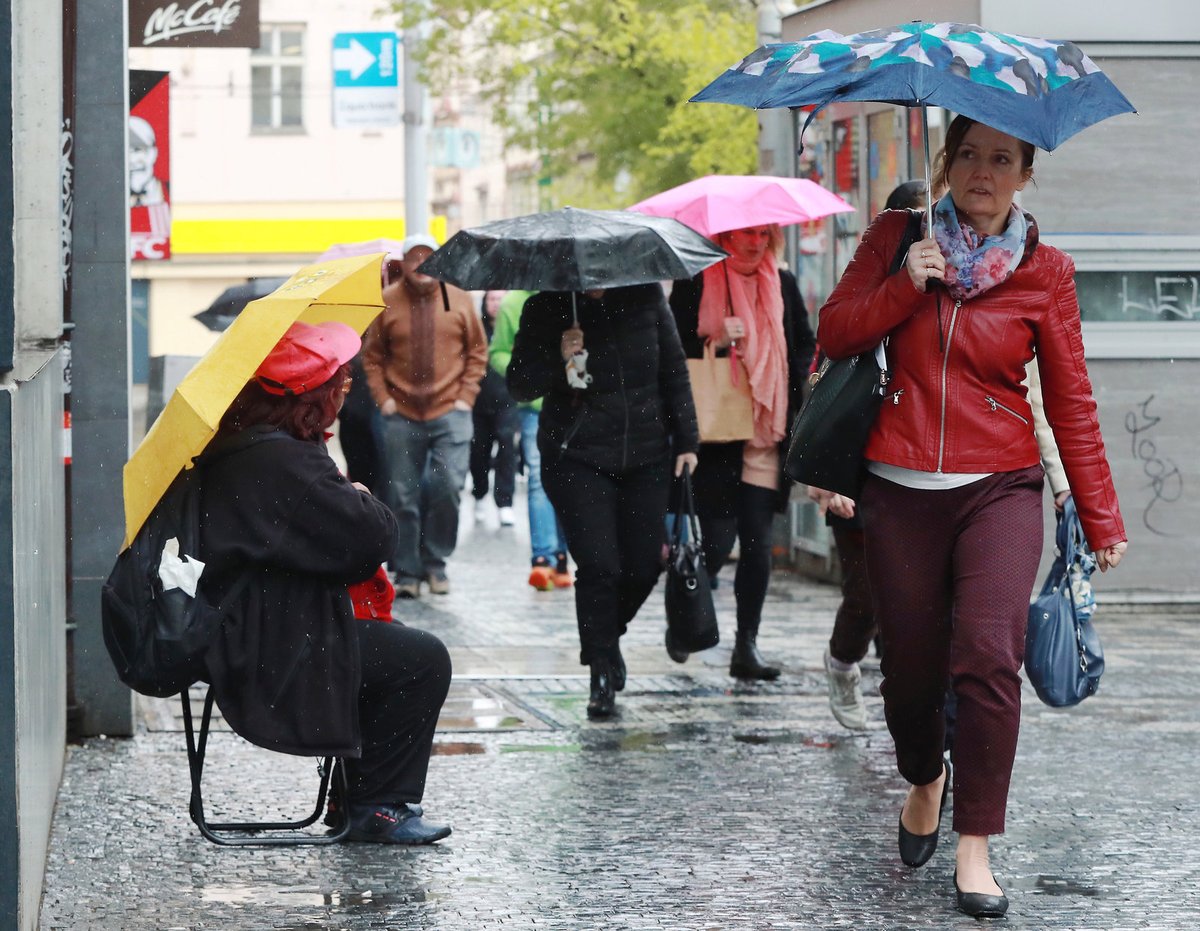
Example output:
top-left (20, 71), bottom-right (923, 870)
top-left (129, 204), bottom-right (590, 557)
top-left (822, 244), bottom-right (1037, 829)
top-left (1025, 496), bottom-right (1104, 707)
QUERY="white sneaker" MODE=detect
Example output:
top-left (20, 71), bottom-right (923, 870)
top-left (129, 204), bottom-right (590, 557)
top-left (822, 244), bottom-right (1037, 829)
top-left (498, 506), bottom-right (515, 526)
top-left (824, 649), bottom-right (868, 730)
top-left (474, 499), bottom-right (488, 522)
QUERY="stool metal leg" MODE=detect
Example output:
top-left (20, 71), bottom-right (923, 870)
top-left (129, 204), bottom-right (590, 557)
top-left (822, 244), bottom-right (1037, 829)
top-left (182, 688), bottom-right (351, 846)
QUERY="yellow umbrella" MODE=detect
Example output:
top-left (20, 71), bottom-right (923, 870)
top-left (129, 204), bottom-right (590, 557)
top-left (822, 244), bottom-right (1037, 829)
top-left (122, 252), bottom-right (387, 549)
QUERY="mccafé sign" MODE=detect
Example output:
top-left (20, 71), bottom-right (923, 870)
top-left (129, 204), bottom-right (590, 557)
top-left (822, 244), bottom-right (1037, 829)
top-left (129, 0), bottom-right (260, 48)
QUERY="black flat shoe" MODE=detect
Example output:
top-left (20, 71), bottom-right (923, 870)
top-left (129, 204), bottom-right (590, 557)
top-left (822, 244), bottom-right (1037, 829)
top-left (955, 870), bottom-right (1009, 919)
top-left (898, 760), bottom-right (950, 868)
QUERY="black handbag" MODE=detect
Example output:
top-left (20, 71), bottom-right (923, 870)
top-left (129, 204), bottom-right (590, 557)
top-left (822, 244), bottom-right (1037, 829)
top-left (783, 210), bottom-right (924, 498)
top-left (664, 465), bottom-right (719, 657)
top-left (783, 345), bottom-right (890, 498)
top-left (1025, 496), bottom-right (1104, 707)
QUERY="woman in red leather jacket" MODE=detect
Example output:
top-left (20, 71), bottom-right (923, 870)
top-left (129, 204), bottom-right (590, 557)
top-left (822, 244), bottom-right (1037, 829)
top-left (818, 116), bottom-right (1128, 918)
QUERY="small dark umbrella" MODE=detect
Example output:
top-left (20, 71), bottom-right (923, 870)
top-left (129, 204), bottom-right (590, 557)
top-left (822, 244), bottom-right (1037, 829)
top-left (193, 277), bottom-right (290, 332)
top-left (417, 207), bottom-right (727, 321)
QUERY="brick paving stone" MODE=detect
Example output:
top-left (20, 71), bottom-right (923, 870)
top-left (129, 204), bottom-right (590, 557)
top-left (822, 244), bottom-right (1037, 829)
top-left (38, 490), bottom-right (1200, 929)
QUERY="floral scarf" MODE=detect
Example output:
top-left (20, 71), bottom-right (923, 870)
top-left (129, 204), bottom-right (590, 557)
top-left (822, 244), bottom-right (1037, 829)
top-left (931, 194), bottom-right (1027, 301)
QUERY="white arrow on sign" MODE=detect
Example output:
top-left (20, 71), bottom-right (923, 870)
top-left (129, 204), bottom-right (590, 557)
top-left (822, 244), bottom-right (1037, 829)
top-left (334, 38), bottom-right (376, 81)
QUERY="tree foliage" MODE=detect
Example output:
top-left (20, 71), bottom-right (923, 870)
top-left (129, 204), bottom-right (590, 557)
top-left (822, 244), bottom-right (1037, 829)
top-left (392, 0), bottom-right (760, 208)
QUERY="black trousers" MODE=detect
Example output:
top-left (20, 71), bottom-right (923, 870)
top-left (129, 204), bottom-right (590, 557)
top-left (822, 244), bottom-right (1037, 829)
top-left (542, 455), bottom-right (669, 665)
top-left (343, 619), bottom-right (452, 806)
top-left (699, 482), bottom-right (777, 635)
top-left (469, 404), bottom-right (519, 507)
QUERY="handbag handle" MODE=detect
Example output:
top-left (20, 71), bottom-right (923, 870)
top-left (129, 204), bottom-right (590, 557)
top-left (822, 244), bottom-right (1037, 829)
top-left (1056, 496), bottom-right (1093, 575)
top-left (671, 464), bottom-right (702, 547)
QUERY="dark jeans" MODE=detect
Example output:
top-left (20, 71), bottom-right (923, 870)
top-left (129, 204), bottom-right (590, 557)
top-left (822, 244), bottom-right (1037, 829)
top-left (860, 466), bottom-right (1044, 836)
top-left (542, 455), bottom-right (669, 665)
top-left (827, 523), bottom-right (876, 665)
top-left (470, 404), bottom-right (518, 507)
top-left (699, 482), bottom-right (776, 636)
top-left (343, 620), bottom-right (452, 806)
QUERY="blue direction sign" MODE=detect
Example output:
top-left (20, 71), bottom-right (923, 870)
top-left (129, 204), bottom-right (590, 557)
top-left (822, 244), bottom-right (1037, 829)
top-left (332, 31), bottom-right (400, 126)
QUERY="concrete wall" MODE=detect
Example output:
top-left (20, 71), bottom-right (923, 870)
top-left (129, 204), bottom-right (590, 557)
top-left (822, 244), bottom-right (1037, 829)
top-left (1, 368), bottom-right (68, 931)
top-left (1021, 56), bottom-right (1200, 236)
top-left (2, 0), bottom-right (68, 925)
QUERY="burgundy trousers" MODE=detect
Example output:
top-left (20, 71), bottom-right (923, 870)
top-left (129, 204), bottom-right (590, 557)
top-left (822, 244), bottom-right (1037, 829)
top-left (859, 466), bottom-right (1044, 836)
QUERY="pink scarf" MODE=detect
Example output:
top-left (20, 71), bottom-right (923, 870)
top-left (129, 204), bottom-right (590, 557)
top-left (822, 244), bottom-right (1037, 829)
top-left (697, 252), bottom-right (789, 447)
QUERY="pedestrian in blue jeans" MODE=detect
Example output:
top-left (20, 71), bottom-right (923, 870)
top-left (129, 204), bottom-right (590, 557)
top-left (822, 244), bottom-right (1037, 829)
top-left (361, 236), bottom-right (489, 598)
top-left (490, 290), bottom-right (572, 590)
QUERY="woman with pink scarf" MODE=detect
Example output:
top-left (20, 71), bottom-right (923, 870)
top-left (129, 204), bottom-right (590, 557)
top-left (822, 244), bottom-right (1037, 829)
top-left (669, 224), bottom-right (816, 679)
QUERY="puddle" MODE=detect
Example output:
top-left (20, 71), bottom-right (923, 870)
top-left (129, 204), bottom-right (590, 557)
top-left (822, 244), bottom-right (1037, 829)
top-left (1033, 875), bottom-right (1101, 897)
top-left (199, 885), bottom-right (422, 908)
top-left (500, 743), bottom-right (581, 753)
top-left (431, 741), bottom-right (487, 756)
top-left (733, 733), bottom-right (845, 748)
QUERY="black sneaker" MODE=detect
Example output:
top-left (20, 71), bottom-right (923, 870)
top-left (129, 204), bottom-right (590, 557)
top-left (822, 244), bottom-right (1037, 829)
top-left (346, 802), bottom-right (450, 845)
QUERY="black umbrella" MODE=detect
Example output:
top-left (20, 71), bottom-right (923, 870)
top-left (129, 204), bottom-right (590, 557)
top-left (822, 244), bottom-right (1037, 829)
top-left (193, 277), bottom-right (290, 332)
top-left (417, 207), bottom-right (727, 303)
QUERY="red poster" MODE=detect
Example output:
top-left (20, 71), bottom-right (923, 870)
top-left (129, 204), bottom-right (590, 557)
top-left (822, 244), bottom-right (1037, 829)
top-left (130, 71), bottom-right (171, 261)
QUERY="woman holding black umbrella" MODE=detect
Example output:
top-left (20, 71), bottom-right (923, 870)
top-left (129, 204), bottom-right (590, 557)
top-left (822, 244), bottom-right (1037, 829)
top-left (507, 285), bottom-right (699, 719)
top-left (818, 116), bottom-right (1127, 917)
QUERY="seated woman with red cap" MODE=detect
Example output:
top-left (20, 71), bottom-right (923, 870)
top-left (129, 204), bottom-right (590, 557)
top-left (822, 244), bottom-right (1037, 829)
top-left (197, 320), bottom-right (452, 845)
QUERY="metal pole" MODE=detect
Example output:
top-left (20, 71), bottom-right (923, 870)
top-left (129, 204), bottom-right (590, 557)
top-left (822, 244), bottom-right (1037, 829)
top-left (402, 12), bottom-right (429, 238)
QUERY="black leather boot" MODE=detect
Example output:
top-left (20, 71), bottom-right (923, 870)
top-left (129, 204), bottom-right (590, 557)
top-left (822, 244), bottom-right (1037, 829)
top-left (613, 644), bottom-right (626, 692)
top-left (729, 630), bottom-right (781, 680)
top-left (587, 660), bottom-right (616, 719)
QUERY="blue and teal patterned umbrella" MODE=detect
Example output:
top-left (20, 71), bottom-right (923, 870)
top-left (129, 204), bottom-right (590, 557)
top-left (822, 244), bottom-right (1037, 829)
top-left (692, 22), bottom-right (1136, 153)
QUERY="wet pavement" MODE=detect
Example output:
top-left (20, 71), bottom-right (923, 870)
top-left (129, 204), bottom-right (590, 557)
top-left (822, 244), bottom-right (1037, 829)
top-left (39, 489), bottom-right (1200, 929)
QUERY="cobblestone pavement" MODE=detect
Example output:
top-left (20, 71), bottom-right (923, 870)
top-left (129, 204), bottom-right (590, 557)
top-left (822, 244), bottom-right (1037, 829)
top-left (40, 490), bottom-right (1200, 929)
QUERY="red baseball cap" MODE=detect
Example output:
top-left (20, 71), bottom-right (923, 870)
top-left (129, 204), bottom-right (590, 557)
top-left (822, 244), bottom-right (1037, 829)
top-left (255, 321), bottom-right (361, 396)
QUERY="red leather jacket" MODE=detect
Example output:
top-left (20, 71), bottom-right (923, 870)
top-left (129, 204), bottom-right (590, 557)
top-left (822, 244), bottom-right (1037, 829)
top-left (818, 209), bottom-right (1125, 551)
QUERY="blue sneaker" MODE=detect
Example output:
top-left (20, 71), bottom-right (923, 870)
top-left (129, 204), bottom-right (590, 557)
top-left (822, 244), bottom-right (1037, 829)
top-left (347, 802), bottom-right (451, 845)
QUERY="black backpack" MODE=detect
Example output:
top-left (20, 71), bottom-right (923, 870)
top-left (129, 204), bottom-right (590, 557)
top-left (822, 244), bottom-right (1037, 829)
top-left (101, 456), bottom-right (251, 697)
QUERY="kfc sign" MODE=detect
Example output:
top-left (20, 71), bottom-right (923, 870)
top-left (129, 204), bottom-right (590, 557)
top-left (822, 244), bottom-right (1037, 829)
top-left (129, 0), bottom-right (259, 48)
top-left (129, 71), bottom-right (172, 261)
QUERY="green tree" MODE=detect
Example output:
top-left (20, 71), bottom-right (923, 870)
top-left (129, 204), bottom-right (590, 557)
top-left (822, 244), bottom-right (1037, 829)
top-left (393, 0), bottom-right (760, 208)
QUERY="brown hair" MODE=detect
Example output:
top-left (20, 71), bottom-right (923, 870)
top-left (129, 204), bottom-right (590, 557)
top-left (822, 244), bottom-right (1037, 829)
top-left (219, 362), bottom-right (350, 442)
top-left (933, 115), bottom-right (1036, 194)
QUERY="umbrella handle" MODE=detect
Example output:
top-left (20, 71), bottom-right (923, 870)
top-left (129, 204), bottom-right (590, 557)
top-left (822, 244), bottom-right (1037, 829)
top-left (922, 103), bottom-right (934, 233)
top-left (571, 291), bottom-right (578, 328)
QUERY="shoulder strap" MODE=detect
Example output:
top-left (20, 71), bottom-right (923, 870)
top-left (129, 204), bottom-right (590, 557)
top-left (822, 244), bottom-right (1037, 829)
top-left (887, 209), bottom-right (925, 276)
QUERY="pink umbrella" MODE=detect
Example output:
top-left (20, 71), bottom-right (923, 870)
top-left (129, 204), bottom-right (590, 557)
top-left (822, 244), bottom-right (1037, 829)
top-left (318, 239), bottom-right (408, 287)
top-left (628, 174), bottom-right (853, 238)
top-left (317, 238), bottom-right (407, 261)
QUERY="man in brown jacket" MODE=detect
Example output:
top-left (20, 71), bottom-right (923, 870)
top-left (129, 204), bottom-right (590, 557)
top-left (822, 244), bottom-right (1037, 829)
top-left (362, 234), bottom-right (488, 597)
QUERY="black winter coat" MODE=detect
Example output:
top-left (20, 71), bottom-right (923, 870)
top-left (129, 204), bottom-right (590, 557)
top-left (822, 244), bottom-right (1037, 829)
top-left (669, 268), bottom-right (817, 516)
top-left (197, 426), bottom-right (396, 757)
top-left (507, 284), bottom-right (700, 473)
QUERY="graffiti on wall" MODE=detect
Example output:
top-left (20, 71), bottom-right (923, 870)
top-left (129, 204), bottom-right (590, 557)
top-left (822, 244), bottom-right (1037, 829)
top-left (1124, 395), bottom-right (1183, 536)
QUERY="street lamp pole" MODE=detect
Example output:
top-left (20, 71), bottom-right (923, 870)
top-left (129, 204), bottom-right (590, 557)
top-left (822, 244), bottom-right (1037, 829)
top-left (402, 9), bottom-right (429, 238)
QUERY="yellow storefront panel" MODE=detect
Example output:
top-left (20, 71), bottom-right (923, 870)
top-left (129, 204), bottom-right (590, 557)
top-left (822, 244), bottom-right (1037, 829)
top-left (172, 216), bottom-right (448, 254)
